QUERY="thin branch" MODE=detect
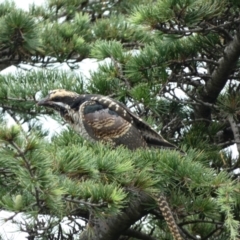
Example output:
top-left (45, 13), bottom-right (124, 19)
top-left (202, 225), bottom-right (224, 240)
top-left (216, 140), bottom-right (238, 147)
top-left (122, 42), bottom-right (145, 48)
top-left (154, 19), bottom-right (240, 35)
top-left (6, 110), bottom-right (29, 139)
top-left (168, 57), bottom-right (219, 66)
top-left (182, 118), bottom-right (212, 124)
top-left (178, 226), bottom-right (198, 240)
top-left (122, 229), bottom-right (157, 240)
top-left (2, 212), bottom-right (19, 222)
top-left (162, 116), bottom-right (179, 132)
top-left (193, 98), bottom-right (218, 109)
top-left (64, 197), bottom-right (107, 207)
top-left (10, 140), bottom-right (41, 209)
top-left (163, 93), bottom-right (218, 109)
top-left (179, 219), bottom-right (223, 227)
top-left (111, 56), bottom-right (131, 89)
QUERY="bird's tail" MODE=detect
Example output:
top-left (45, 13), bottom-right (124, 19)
top-left (156, 195), bottom-right (184, 240)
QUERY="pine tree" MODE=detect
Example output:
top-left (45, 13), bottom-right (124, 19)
top-left (1, 0), bottom-right (240, 239)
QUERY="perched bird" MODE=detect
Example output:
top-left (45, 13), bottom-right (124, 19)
top-left (37, 89), bottom-right (177, 150)
top-left (38, 89), bottom-right (183, 240)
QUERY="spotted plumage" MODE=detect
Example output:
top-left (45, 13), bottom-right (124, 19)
top-left (38, 89), bottom-right (177, 150)
top-left (37, 89), bottom-right (183, 240)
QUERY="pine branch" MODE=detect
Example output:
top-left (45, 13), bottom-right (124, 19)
top-left (79, 190), bottom-right (152, 240)
top-left (9, 140), bottom-right (41, 209)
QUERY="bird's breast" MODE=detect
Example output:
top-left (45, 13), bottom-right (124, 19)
top-left (67, 110), bottom-right (97, 143)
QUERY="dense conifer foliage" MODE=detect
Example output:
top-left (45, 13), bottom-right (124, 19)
top-left (1, 0), bottom-right (240, 239)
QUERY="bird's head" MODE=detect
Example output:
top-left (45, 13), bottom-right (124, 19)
top-left (37, 89), bottom-right (81, 116)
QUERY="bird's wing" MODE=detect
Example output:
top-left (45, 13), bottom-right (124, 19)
top-left (126, 110), bottom-right (177, 149)
top-left (80, 99), bottom-right (147, 149)
top-left (83, 96), bottom-right (177, 150)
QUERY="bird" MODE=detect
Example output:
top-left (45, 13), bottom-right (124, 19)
top-left (37, 89), bottom-right (178, 150)
top-left (37, 89), bottom-right (183, 240)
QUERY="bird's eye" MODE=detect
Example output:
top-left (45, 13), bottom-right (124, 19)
top-left (53, 97), bottom-right (61, 102)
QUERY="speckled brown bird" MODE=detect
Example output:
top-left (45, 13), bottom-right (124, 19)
top-left (37, 89), bottom-right (178, 150)
top-left (38, 89), bottom-right (183, 240)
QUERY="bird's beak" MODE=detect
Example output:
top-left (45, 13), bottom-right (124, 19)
top-left (37, 97), bottom-right (50, 107)
top-left (37, 97), bottom-right (68, 112)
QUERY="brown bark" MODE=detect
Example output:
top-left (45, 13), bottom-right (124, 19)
top-left (79, 190), bottom-right (152, 240)
top-left (195, 30), bottom-right (240, 120)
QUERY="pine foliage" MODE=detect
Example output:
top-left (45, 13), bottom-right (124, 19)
top-left (1, 0), bottom-right (240, 239)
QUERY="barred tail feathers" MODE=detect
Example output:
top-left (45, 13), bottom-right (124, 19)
top-left (157, 195), bottom-right (183, 240)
